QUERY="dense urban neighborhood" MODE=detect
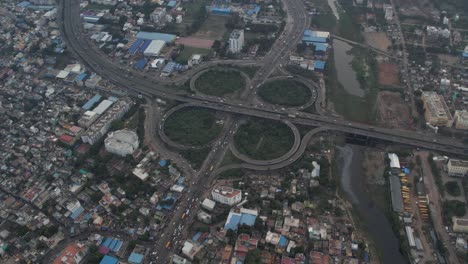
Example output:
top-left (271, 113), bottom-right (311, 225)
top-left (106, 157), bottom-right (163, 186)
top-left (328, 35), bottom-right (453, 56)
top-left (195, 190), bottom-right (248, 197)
top-left (0, 0), bottom-right (468, 264)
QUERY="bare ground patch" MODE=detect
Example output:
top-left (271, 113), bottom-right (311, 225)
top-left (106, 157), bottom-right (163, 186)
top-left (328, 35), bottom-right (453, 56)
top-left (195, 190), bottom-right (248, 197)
top-left (376, 91), bottom-right (411, 129)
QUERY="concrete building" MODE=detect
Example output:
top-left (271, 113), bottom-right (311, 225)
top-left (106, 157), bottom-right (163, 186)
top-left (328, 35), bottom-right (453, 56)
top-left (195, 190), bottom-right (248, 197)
top-left (453, 217), bottom-right (468, 233)
top-left (182, 241), bottom-right (202, 260)
top-left (447, 159), bottom-right (468, 177)
top-left (92, 99), bottom-right (113, 115)
top-left (421, 92), bottom-right (453, 127)
top-left (81, 100), bottom-right (131, 145)
top-left (201, 198), bottom-right (216, 211)
top-left (78, 111), bottom-right (99, 128)
top-left (454, 110), bottom-right (468, 130)
top-left (229, 29), bottom-right (244, 53)
top-left (150, 7), bottom-right (166, 26)
top-left (105, 130), bottom-right (139, 156)
top-left (212, 186), bottom-right (242, 206)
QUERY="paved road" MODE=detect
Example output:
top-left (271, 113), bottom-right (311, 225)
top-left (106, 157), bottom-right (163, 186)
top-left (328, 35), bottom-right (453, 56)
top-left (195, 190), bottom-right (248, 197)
top-left (59, 0), bottom-right (467, 157)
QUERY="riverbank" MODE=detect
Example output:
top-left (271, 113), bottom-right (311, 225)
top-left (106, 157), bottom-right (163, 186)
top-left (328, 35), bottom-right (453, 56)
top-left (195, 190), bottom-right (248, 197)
top-left (337, 145), bottom-right (407, 264)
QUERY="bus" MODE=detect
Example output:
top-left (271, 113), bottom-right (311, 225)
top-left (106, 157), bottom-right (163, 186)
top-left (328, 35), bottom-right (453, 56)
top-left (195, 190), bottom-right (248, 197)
top-left (165, 241), bottom-right (171, 248)
top-left (181, 213), bottom-right (186, 219)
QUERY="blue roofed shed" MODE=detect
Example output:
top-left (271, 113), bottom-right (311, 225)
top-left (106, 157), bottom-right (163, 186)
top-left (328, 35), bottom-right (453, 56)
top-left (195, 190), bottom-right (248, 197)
top-left (159, 159), bottom-right (167, 167)
top-left (463, 52), bottom-right (468, 58)
top-left (136, 32), bottom-right (176, 42)
top-left (70, 206), bottom-right (85, 220)
top-left (224, 212), bottom-right (242, 230)
top-left (167, 0), bottom-right (177, 8)
top-left (314, 61), bottom-right (326, 70)
top-left (239, 213), bottom-right (257, 226)
top-left (134, 58), bottom-right (147, 70)
top-left (100, 255), bottom-right (118, 264)
top-left (314, 43), bottom-right (329, 52)
top-left (17, 1), bottom-right (31, 7)
top-left (82, 94), bottom-right (102, 110)
top-left (279, 235), bottom-right (288, 247)
top-left (128, 253), bottom-right (144, 264)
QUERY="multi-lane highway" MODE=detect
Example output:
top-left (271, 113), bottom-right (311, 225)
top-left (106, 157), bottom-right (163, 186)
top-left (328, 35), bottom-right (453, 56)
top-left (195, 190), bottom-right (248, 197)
top-left (59, 0), bottom-right (467, 156)
top-left (59, 0), bottom-right (468, 262)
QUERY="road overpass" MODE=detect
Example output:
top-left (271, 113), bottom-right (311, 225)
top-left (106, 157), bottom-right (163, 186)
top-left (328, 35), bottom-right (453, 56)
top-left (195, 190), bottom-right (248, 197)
top-left (59, 0), bottom-right (467, 157)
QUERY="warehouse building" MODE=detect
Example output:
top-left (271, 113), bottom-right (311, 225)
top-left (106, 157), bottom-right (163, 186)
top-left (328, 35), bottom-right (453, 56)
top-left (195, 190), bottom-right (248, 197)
top-left (92, 99), bottom-right (114, 115)
top-left (143, 40), bottom-right (165, 56)
top-left (421, 92), bottom-right (453, 127)
top-left (105, 130), bottom-right (139, 156)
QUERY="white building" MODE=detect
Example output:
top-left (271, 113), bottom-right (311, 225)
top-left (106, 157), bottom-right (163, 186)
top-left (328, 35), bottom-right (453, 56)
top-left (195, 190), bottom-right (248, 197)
top-left (229, 29), bottom-right (244, 53)
top-left (201, 198), bottom-right (216, 211)
top-left (143, 40), bottom-right (165, 56)
top-left (78, 111), bottom-right (99, 128)
top-left (448, 159), bottom-right (468, 177)
top-left (92, 99), bottom-right (113, 115)
top-left (150, 7), bottom-right (166, 26)
top-left (211, 186), bottom-right (242, 206)
top-left (188, 54), bottom-right (202, 67)
top-left (104, 130), bottom-right (139, 156)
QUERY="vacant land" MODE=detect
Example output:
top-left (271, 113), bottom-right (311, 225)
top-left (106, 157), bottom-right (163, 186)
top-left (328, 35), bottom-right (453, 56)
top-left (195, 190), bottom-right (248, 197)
top-left (258, 80), bottom-right (312, 106)
top-left (195, 69), bottom-right (246, 96)
top-left (164, 107), bottom-right (222, 146)
top-left (234, 118), bottom-right (294, 160)
top-left (378, 62), bottom-right (400, 86)
top-left (376, 91), bottom-right (411, 129)
top-left (175, 47), bottom-right (210, 64)
top-left (363, 32), bottom-right (392, 51)
top-left (193, 15), bottom-right (228, 40)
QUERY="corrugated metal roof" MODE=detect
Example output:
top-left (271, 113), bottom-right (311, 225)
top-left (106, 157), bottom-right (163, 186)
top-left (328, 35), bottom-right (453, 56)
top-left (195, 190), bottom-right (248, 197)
top-left (136, 31), bottom-right (177, 42)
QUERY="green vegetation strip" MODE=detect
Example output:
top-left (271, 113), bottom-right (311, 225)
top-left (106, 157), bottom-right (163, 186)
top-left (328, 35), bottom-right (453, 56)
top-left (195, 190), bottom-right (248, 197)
top-left (234, 118), bottom-right (294, 160)
top-left (164, 107), bottom-right (222, 146)
top-left (194, 69), bottom-right (246, 96)
top-left (258, 79), bottom-right (312, 106)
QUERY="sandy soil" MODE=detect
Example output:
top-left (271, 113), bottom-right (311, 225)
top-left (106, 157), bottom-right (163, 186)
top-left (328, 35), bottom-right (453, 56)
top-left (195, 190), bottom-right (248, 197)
top-left (378, 62), bottom-right (400, 86)
top-left (363, 32), bottom-right (392, 51)
top-left (376, 91), bottom-right (411, 129)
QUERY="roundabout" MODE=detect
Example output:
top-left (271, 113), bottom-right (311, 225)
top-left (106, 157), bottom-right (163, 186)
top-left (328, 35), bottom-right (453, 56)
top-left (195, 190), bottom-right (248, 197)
top-left (160, 104), bottom-right (224, 149)
top-left (190, 67), bottom-right (249, 97)
top-left (256, 76), bottom-right (317, 110)
top-left (231, 118), bottom-right (300, 163)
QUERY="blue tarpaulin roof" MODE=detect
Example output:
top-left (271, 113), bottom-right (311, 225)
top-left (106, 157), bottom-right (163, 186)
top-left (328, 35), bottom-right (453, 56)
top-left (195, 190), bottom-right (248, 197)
top-left (17, 1), bottom-right (31, 7)
top-left (279, 235), bottom-right (288, 247)
top-left (128, 39), bottom-right (144, 55)
top-left (136, 32), bottom-right (176, 42)
top-left (70, 206), bottom-right (85, 220)
top-left (314, 43), bottom-right (329, 52)
top-left (128, 253), bottom-right (144, 264)
top-left (192, 231), bottom-right (202, 241)
top-left (100, 255), bottom-right (118, 264)
top-left (463, 52), bottom-right (468, 58)
top-left (159, 160), bottom-right (167, 167)
top-left (314, 61), bottom-right (326, 70)
top-left (167, 0), bottom-right (177, 7)
top-left (134, 58), bottom-right (147, 70)
top-left (82, 94), bottom-right (102, 110)
top-left (210, 6), bottom-right (231, 14)
top-left (102, 237), bottom-right (113, 248)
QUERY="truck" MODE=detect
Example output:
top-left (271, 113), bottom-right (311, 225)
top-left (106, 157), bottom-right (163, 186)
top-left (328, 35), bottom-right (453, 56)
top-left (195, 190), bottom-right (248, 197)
top-left (186, 209), bottom-right (190, 216)
top-left (288, 114), bottom-right (296, 118)
top-left (209, 166), bottom-right (214, 171)
top-left (181, 213), bottom-right (186, 219)
top-left (165, 241), bottom-right (171, 248)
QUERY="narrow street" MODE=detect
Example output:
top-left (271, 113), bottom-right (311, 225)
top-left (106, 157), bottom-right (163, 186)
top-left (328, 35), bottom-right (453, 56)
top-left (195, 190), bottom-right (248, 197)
top-left (418, 151), bottom-right (460, 264)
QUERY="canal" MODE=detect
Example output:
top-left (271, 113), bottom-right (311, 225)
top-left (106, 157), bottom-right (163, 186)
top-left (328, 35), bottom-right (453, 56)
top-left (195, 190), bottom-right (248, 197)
top-left (332, 39), bottom-right (365, 97)
top-left (338, 145), bottom-right (407, 264)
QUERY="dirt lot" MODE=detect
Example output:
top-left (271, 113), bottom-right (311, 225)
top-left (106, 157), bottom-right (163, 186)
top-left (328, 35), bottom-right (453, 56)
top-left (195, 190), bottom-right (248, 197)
top-left (378, 62), bottom-right (400, 86)
top-left (376, 91), bottom-right (411, 129)
top-left (363, 32), bottom-right (391, 51)
top-left (193, 15), bottom-right (228, 40)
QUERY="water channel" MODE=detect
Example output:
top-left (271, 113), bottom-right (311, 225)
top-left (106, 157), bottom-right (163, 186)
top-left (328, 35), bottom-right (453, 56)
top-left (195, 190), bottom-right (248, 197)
top-left (332, 39), bottom-right (365, 97)
top-left (338, 145), bottom-right (407, 264)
